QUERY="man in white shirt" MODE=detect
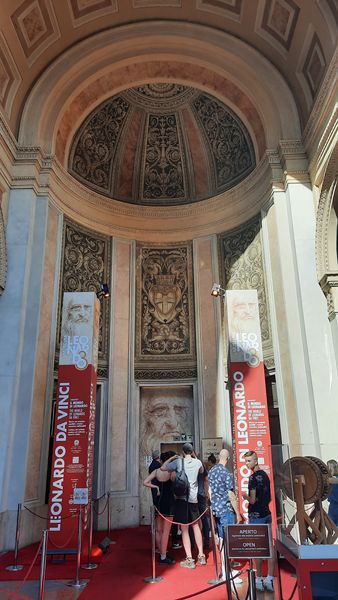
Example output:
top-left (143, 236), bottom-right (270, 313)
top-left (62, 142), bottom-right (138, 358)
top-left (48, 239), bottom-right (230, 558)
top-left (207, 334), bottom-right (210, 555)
top-left (161, 442), bottom-right (206, 569)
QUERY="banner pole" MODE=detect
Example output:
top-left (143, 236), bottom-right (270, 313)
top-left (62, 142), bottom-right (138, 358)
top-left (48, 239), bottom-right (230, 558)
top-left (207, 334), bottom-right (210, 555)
top-left (81, 500), bottom-right (97, 570)
top-left (6, 503), bottom-right (24, 571)
top-left (82, 500), bottom-right (98, 570)
top-left (38, 529), bottom-right (48, 600)
top-left (67, 507), bottom-right (87, 589)
top-left (144, 505), bottom-right (163, 583)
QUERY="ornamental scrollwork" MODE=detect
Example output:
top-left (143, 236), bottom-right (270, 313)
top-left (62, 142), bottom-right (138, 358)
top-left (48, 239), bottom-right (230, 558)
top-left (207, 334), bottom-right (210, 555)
top-left (135, 244), bottom-right (196, 379)
top-left (193, 94), bottom-right (255, 192)
top-left (139, 246), bottom-right (192, 355)
top-left (220, 216), bottom-right (274, 368)
top-left (69, 96), bottom-right (130, 195)
top-left (142, 114), bottom-right (186, 201)
top-left (58, 220), bottom-right (111, 364)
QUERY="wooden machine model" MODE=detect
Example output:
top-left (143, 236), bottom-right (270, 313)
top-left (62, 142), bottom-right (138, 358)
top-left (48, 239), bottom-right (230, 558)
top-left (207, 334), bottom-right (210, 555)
top-left (281, 456), bottom-right (338, 545)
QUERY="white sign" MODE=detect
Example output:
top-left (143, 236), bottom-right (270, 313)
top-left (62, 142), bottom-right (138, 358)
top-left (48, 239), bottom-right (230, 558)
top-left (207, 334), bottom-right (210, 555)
top-left (60, 292), bottom-right (100, 370)
top-left (226, 289), bottom-right (263, 366)
top-left (73, 487), bottom-right (89, 505)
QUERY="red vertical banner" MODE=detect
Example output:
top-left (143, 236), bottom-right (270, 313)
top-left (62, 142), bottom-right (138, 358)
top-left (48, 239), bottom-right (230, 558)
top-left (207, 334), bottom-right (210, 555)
top-left (225, 290), bottom-right (276, 531)
top-left (48, 292), bottom-right (100, 547)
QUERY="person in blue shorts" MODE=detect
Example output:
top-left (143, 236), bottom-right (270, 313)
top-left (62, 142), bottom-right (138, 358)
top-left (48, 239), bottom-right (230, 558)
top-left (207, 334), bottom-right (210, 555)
top-left (208, 449), bottom-right (243, 584)
top-left (242, 450), bottom-right (275, 593)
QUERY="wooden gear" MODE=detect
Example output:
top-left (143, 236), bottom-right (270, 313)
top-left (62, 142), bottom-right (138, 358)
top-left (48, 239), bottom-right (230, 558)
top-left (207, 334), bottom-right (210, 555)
top-left (281, 456), bottom-right (338, 545)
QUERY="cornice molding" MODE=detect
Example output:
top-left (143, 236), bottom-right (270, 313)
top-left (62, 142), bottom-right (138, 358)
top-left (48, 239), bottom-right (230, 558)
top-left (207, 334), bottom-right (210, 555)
top-left (303, 46), bottom-right (338, 184)
top-left (319, 271), bottom-right (338, 319)
top-left (315, 144), bottom-right (338, 281)
top-left (8, 149), bottom-right (276, 240)
top-left (0, 132), bottom-right (316, 241)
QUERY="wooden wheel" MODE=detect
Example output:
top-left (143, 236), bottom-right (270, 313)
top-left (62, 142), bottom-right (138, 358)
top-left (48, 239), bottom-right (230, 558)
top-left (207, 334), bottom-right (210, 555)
top-left (305, 456), bottom-right (330, 500)
top-left (281, 456), bottom-right (324, 504)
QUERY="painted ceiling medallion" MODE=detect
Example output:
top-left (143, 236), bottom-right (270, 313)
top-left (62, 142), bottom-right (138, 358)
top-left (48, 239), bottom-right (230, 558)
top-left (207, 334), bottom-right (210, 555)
top-left (69, 83), bottom-right (256, 206)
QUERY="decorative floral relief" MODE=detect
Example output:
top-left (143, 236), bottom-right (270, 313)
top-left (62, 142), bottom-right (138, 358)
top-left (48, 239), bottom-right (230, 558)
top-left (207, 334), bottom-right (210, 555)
top-left (139, 247), bottom-right (191, 354)
top-left (221, 216), bottom-right (274, 367)
top-left (193, 93), bottom-right (255, 192)
top-left (58, 220), bottom-right (111, 364)
top-left (70, 96), bottom-right (130, 194)
top-left (142, 114), bottom-right (185, 201)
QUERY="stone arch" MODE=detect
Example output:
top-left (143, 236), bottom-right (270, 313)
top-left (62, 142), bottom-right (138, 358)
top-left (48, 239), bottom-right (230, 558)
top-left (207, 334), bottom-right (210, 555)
top-left (18, 21), bottom-right (300, 155)
top-left (316, 144), bottom-right (338, 319)
top-left (316, 145), bottom-right (338, 278)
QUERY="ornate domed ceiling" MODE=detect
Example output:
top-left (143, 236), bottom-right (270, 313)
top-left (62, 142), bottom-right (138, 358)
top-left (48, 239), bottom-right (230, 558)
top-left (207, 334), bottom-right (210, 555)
top-left (68, 83), bottom-right (256, 206)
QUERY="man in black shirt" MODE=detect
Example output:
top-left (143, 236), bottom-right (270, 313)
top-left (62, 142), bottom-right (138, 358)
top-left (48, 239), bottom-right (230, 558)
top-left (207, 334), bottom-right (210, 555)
top-left (242, 450), bottom-right (275, 593)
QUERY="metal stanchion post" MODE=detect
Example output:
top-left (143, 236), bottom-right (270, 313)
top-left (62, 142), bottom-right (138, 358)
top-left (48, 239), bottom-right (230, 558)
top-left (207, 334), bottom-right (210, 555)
top-left (208, 507), bottom-right (223, 585)
top-left (67, 507), bottom-right (87, 589)
top-left (144, 505), bottom-right (163, 584)
top-left (222, 526), bottom-right (233, 599)
top-left (82, 500), bottom-right (98, 570)
top-left (38, 529), bottom-right (48, 600)
top-left (6, 503), bottom-right (24, 571)
top-left (106, 491), bottom-right (116, 545)
top-left (247, 559), bottom-right (257, 600)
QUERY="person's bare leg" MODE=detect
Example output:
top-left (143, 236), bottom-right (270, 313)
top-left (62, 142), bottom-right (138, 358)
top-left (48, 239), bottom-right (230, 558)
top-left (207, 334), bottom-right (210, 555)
top-left (155, 518), bottom-right (163, 552)
top-left (181, 525), bottom-right (192, 557)
top-left (160, 518), bottom-right (173, 555)
top-left (192, 522), bottom-right (203, 556)
top-left (255, 558), bottom-right (263, 577)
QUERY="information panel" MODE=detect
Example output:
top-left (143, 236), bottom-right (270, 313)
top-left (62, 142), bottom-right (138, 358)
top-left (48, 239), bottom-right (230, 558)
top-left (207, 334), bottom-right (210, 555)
top-left (226, 524), bottom-right (272, 559)
top-left (225, 290), bottom-right (276, 528)
top-left (48, 292), bottom-right (100, 547)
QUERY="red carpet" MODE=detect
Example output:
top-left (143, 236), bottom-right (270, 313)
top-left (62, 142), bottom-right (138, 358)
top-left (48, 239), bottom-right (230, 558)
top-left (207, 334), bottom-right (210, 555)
top-left (0, 526), bottom-right (299, 599)
top-left (0, 531), bottom-right (104, 581)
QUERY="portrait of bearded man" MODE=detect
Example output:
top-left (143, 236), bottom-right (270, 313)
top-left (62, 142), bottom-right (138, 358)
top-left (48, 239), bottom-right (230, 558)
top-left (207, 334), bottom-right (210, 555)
top-left (139, 387), bottom-right (194, 523)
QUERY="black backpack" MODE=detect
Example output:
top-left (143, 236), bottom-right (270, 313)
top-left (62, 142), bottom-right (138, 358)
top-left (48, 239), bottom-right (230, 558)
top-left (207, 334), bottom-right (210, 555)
top-left (172, 458), bottom-right (190, 499)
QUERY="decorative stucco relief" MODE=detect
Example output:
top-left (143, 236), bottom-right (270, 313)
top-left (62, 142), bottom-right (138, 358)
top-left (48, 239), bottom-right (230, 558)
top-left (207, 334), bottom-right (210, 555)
top-left (220, 215), bottom-right (274, 371)
top-left (57, 219), bottom-right (111, 367)
top-left (68, 84), bottom-right (256, 205)
top-left (135, 243), bottom-right (196, 379)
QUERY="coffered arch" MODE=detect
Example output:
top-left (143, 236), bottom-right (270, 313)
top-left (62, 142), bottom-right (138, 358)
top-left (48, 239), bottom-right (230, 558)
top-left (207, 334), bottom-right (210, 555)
top-left (19, 22), bottom-right (301, 156)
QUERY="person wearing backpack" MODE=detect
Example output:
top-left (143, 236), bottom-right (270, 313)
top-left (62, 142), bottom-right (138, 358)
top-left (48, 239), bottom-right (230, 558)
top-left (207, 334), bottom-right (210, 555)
top-left (161, 442), bottom-right (206, 569)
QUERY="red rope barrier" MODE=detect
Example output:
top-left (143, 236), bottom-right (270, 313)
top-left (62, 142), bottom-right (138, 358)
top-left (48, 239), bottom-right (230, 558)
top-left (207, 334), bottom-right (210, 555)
top-left (93, 497), bottom-right (108, 516)
top-left (13, 539), bottom-right (43, 596)
top-left (154, 505), bottom-right (209, 526)
top-left (48, 514), bottom-right (78, 548)
top-left (22, 505), bottom-right (47, 520)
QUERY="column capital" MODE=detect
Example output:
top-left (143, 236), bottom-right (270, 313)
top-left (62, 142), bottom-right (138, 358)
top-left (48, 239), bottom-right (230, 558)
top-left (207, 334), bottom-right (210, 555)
top-left (319, 271), bottom-right (338, 320)
top-left (277, 140), bottom-right (311, 185)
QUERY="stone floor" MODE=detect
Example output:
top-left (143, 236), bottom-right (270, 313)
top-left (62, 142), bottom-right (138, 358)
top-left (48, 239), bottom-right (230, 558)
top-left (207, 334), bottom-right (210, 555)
top-left (0, 579), bottom-right (86, 599)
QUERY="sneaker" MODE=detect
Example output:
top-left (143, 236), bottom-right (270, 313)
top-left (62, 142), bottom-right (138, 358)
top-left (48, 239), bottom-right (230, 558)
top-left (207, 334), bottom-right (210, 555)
top-left (264, 577), bottom-right (274, 592)
top-left (159, 556), bottom-right (175, 565)
top-left (180, 557), bottom-right (196, 569)
top-left (197, 554), bottom-right (207, 565)
top-left (256, 578), bottom-right (265, 592)
top-left (172, 543), bottom-right (182, 550)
